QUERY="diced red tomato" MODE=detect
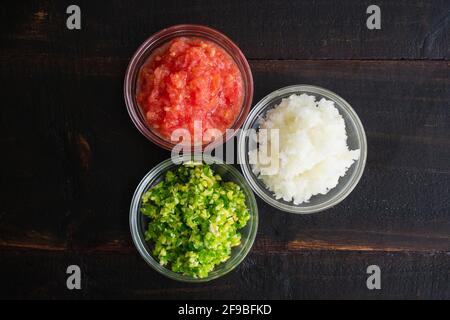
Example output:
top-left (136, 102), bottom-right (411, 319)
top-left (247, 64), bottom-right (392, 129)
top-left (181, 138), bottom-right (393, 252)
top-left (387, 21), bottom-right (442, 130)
top-left (136, 37), bottom-right (243, 145)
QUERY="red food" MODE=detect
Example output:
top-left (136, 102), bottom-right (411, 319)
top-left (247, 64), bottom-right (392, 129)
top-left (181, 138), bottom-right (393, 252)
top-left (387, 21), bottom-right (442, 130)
top-left (137, 37), bottom-right (244, 144)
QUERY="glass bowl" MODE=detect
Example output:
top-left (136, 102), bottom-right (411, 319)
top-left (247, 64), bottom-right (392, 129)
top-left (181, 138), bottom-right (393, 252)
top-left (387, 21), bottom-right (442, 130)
top-left (124, 24), bottom-right (254, 151)
top-left (129, 154), bottom-right (258, 282)
top-left (238, 85), bottom-right (367, 214)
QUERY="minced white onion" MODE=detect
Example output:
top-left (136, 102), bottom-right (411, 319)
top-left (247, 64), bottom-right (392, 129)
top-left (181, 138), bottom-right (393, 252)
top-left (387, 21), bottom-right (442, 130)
top-left (248, 94), bottom-right (360, 204)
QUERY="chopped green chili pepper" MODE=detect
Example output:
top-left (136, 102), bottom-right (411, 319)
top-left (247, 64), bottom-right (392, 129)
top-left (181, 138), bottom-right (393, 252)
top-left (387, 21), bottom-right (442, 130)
top-left (141, 163), bottom-right (250, 278)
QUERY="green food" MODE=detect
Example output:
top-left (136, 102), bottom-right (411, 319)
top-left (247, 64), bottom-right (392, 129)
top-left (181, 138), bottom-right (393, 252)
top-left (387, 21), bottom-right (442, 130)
top-left (141, 163), bottom-right (250, 278)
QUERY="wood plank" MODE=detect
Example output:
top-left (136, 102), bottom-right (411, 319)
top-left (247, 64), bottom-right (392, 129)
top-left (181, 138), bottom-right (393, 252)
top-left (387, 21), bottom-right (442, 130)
top-left (0, 249), bottom-right (449, 299)
top-left (2, 225), bottom-right (450, 254)
top-left (1, 57), bottom-right (448, 142)
top-left (1, 0), bottom-right (449, 60)
top-left (0, 60), bottom-right (448, 253)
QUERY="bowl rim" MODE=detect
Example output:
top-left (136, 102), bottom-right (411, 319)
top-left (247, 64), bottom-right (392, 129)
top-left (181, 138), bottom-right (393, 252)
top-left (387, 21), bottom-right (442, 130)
top-left (129, 154), bottom-right (259, 282)
top-left (123, 24), bottom-right (254, 152)
top-left (238, 84), bottom-right (367, 214)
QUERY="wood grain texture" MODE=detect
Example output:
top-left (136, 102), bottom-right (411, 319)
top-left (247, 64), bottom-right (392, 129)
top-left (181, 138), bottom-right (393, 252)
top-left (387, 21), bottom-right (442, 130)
top-left (1, 0), bottom-right (449, 60)
top-left (1, 249), bottom-right (449, 299)
top-left (0, 0), bottom-right (449, 299)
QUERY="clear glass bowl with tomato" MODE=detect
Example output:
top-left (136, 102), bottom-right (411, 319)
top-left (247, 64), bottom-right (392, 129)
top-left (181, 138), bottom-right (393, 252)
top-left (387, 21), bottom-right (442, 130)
top-left (124, 25), bottom-right (254, 151)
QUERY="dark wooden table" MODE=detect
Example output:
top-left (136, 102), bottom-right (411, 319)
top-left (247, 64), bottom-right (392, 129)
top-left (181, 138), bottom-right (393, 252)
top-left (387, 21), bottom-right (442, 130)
top-left (1, 0), bottom-right (449, 300)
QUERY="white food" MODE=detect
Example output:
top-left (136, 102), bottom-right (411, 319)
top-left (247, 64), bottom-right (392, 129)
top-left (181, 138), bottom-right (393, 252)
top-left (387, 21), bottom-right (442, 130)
top-left (248, 94), bottom-right (360, 204)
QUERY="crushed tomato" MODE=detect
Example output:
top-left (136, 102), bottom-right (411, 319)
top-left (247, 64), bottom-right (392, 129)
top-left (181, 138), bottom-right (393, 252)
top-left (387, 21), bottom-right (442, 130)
top-left (137, 37), bottom-right (244, 144)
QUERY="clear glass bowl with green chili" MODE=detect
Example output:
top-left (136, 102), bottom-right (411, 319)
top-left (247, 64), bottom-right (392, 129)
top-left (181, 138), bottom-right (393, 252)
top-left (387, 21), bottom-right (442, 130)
top-left (130, 155), bottom-right (258, 282)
